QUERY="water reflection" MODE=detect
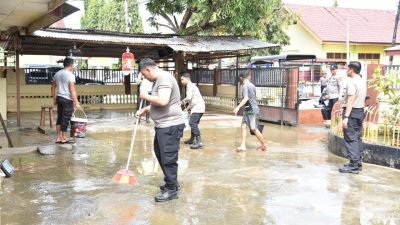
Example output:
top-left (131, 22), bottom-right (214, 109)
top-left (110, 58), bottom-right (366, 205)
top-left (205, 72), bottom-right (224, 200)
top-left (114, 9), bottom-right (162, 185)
top-left (0, 121), bottom-right (399, 225)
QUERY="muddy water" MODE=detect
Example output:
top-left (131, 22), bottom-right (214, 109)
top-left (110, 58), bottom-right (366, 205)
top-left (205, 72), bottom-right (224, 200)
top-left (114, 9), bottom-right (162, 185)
top-left (1, 122), bottom-right (399, 225)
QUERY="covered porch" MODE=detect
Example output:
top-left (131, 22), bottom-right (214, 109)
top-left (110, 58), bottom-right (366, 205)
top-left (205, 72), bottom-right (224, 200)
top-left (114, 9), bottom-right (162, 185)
top-left (1, 28), bottom-right (277, 126)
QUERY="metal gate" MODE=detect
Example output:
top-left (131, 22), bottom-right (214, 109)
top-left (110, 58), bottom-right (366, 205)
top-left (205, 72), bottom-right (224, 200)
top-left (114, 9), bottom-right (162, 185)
top-left (248, 67), bottom-right (299, 125)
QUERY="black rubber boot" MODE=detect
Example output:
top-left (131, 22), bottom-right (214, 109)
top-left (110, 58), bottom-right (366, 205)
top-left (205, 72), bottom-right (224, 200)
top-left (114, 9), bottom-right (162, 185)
top-left (342, 162), bottom-right (362, 171)
top-left (155, 189), bottom-right (178, 202)
top-left (184, 136), bottom-right (193, 145)
top-left (190, 136), bottom-right (203, 149)
top-left (339, 163), bottom-right (360, 174)
top-left (197, 135), bottom-right (204, 148)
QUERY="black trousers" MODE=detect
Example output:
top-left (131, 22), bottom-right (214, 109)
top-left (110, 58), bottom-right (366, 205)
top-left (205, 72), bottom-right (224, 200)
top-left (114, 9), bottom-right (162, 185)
top-left (154, 124), bottom-right (185, 189)
top-left (321, 85), bottom-right (327, 94)
top-left (343, 108), bottom-right (365, 164)
top-left (56, 96), bottom-right (74, 132)
top-left (189, 113), bottom-right (203, 137)
top-left (328, 98), bottom-right (338, 120)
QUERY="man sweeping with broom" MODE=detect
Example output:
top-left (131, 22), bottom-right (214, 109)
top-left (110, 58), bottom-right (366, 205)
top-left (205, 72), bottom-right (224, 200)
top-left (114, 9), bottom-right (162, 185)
top-left (136, 58), bottom-right (185, 202)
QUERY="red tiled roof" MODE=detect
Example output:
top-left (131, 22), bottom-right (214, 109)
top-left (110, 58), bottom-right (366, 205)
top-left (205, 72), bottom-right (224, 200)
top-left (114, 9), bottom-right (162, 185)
top-left (285, 4), bottom-right (399, 44)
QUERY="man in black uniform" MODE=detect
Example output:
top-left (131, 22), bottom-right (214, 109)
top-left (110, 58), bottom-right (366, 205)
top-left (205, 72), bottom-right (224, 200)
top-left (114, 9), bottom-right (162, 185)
top-left (339, 61), bottom-right (366, 174)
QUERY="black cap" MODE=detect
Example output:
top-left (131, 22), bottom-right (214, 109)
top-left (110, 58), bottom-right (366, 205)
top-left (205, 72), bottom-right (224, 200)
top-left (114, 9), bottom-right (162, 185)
top-left (348, 61), bottom-right (361, 74)
top-left (330, 65), bottom-right (338, 70)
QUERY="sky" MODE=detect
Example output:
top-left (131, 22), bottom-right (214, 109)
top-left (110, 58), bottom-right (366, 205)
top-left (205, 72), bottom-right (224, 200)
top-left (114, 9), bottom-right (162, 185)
top-left (62, 0), bottom-right (400, 32)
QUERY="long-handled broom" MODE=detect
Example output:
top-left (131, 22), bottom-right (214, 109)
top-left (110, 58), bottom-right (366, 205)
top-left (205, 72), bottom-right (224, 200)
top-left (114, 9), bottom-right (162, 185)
top-left (113, 100), bottom-right (144, 185)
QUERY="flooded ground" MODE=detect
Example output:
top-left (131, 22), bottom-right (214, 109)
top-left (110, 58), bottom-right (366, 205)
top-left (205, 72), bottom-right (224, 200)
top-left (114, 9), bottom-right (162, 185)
top-left (0, 110), bottom-right (399, 225)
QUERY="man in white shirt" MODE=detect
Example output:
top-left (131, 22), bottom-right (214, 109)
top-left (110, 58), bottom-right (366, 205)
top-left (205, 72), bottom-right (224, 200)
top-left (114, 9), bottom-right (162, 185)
top-left (180, 73), bottom-right (206, 149)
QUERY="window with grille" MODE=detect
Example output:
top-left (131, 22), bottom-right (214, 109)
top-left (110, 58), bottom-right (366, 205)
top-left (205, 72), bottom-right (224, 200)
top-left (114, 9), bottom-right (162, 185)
top-left (358, 53), bottom-right (380, 60)
top-left (326, 53), bottom-right (347, 60)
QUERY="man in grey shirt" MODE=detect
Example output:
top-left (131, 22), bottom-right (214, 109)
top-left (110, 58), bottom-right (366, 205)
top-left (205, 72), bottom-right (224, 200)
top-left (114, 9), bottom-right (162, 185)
top-left (181, 73), bottom-right (206, 149)
top-left (339, 61), bottom-right (366, 174)
top-left (233, 70), bottom-right (267, 152)
top-left (51, 57), bottom-right (81, 144)
top-left (136, 58), bottom-right (184, 202)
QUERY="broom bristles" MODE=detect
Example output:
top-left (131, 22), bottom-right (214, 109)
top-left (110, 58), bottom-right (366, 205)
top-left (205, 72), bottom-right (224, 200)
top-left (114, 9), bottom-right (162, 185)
top-left (113, 169), bottom-right (139, 185)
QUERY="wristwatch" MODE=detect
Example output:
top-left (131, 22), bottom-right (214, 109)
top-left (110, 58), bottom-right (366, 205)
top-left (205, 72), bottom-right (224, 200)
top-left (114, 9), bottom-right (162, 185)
top-left (344, 116), bottom-right (349, 119)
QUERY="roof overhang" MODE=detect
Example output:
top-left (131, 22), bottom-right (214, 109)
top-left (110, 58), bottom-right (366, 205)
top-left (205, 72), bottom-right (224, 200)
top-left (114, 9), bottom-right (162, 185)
top-left (9, 28), bottom-right (278, 60)
top-left (0, 0), bottom-right (79, 34)
top-left (385, 45), bottom-right (400, 56)
top-left (250, 54), bottom-right (317, 64)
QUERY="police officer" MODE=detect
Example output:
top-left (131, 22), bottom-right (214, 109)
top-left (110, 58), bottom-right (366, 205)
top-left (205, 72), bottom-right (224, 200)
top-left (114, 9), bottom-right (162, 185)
top-left (339, 61), bottom-right (366, 174)
top-left (319, 72), bottom-right (328, 94)
top-left (326, 65), bottom-right (343, 128)
top-left (136, 58), bottom-right (185, 202)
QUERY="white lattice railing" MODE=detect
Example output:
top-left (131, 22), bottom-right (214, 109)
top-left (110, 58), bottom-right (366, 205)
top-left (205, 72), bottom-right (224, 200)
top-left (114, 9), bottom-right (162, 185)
top-left (203, 96), bottom-right (236, 109)
top-left (79, 94), bottom-right (137, 105)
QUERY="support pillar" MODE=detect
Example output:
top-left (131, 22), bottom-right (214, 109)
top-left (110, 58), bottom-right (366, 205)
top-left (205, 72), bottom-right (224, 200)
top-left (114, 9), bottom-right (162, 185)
top-left (235, 55), bottom-right (239, 106)
top-left (213, 69), bottom-right (219, 96)
top-left (2, 53), bottom-right (7, 78)
top-left (124, 74), bottom-right (131, 95)
top-left (16, 51), bottom-right (20, 126)
top-left (173, 52), bottom-right (186, 96)
top-left (287, 67), bottom-right (299, 109)
top-left (14, 34), bottom-right (21, 126)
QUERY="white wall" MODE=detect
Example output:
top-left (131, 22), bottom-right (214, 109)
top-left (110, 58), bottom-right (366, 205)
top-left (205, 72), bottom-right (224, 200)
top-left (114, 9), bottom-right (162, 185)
top-left (0, 78), bottom-right (6, 120)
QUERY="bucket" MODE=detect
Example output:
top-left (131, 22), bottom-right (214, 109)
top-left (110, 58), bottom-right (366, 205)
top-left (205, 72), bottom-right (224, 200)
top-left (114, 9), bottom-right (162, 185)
top-left (70, 109), bottom-right (88, 138)
top-left (183, 111), bottom-right (190, 131)
top-left (321, 106), bottom-right (330, 120)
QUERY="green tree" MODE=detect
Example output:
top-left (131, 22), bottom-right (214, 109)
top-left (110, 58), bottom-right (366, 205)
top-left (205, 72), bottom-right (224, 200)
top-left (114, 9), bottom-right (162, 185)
top-left (146, 0), bottom-right (295, 52)
top-left (81, 0), bottom-right (143, 33)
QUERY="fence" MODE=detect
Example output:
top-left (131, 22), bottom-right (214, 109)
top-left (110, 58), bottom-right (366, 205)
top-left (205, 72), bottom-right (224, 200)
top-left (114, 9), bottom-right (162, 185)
top-left (24, 68), bottom-right (140, 84)
top-left (191, 69), bottom-right (214, 84)
top-left (74, 69), bottom-right (138, 83)
top-left (192, 67), bottom-right (299, 124)
top-left (191, 67), bottom-right (294, 108)
top-left (383, 65), bottom-right (400, 89)
top-left (331, 106), bottom-right (400, 147)
top-left (192, 68), bottom-right (285, 86)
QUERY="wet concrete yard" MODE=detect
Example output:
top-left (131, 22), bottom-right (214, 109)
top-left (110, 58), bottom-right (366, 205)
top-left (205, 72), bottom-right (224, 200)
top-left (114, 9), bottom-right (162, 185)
top-left (0, 110), bottom-right (399, 225)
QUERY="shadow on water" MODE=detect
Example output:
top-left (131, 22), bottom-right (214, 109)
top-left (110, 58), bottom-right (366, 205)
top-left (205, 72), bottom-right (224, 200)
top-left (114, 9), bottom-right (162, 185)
top-left (0, 119), bottom-right (399, 225)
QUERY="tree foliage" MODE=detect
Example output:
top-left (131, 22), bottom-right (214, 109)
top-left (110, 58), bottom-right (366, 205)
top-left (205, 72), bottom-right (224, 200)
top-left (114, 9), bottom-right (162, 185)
top-left (146, 0), bottom-right (295, 51)
top-left (81, 0), bottom-right (143, 33)
top-left (372, 67), bottom-right (400, 124)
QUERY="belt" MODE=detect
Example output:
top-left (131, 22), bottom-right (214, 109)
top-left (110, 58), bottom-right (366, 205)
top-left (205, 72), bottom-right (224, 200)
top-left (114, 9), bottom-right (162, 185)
top-left (342, 107), bottom-right (363, 110)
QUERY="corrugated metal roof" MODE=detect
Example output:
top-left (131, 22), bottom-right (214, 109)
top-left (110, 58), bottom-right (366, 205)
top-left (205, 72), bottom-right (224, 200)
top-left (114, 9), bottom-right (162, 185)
top-left (31, 29), bottom-right (277, 53)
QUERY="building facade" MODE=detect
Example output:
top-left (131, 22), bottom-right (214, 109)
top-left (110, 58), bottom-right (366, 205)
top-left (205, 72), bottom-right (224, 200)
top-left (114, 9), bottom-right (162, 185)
top-left (282, 4), bottom-right (400, 65)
